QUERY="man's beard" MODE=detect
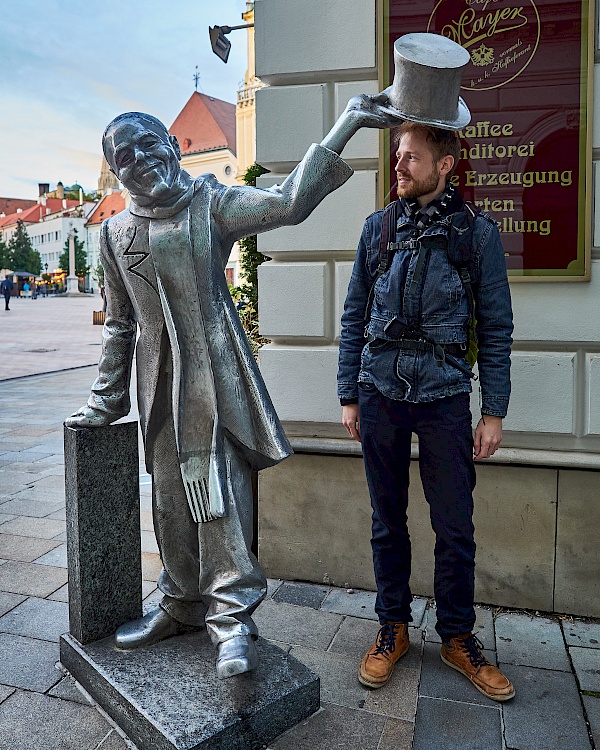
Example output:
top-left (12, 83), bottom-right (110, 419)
top-left (396, 168), bottom-right (440, 200)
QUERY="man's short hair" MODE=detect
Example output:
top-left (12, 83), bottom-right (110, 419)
top-left (102, 112), bottom-right (171, 161)
top-left (393, 122), bottom-right (461, 177)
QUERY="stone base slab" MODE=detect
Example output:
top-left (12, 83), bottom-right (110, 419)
top-left (60, 631), bottom-right (319, 750)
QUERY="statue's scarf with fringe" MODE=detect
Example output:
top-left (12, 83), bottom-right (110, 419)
top-left (147, 205), bottom-right (224, 523)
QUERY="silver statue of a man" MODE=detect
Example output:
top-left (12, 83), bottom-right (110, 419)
top-left (66, 93), bottom-right (401, 678)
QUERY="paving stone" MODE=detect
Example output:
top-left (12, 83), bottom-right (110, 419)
top-left (582, 695), bottom-right (600, 747)
top-left (268, 701), bottom-right (387, 750)
top-left (273, 581), bottom-right (331, 609)
top-left (98, 730), bottom-right (130, 749)
top-left (328, 615), bottom-right (424, 671)
top-left (425, 605), bottom-right (495, 650)
top-left (321, 587), bottom-right (377, 620)
top-left (141, 552), bottom-right (162, 582)
top-left (140, 510), bottom-right (154, 531)
top-left (0, 560), bottom-right (67, 597)
top-left (502, 664), bottom-right (592, 750)
top-left (495, 613), bottom-right (570, 671)
top-left (0, 689), bottom-right (112, 750)
top-left (0, 634), bottom-right (61, 691)
top-left (46, 508), bottom-right (66, 521)
top-left (0, 513), bottom-right (17, 525)
top-left (0, 498), bottom-right (64, 518)
top-left (140, 529), bottom-right (159, 554)
top-left (48, 583), bottom-right (69, 602)
top-left (48, 674), bottom-right (94, 705)
top-left (363, 661), bottom-right (420, 721)
top-left (0, 451), bottom-right (53, 463)
top-left (0, 516), bottom-right (65, 539)
top-left (267, 578), bottom-right (283, 598)
top-left (0, 533), bottom-right (60, 562)
top-left (569, 647), bottom-right (600, 692)
top-left (378, 718), bottom-right (414, 750)
top-left (0, 593), bottom-right (26, 617)
top-left (563, 619), bottom-right (600, 649)
top-left (0, 684), bottom-right (15, 703)
top-left (33, 543), bottom-right (68, 568)
top-left (0, 596), bottom-right (69, 642)
top-left (412, 696), bottom-right (502, 750)
top-left (141, 580), bottom-right (157, 599)
top-left (418, 640), bottom-right (498, 706)
top-left (254, 598), bottom-right (343, 650)
top-left (290, 646), bottom-right (370, 710)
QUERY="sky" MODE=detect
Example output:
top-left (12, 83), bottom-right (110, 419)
top-left (0, 0), bottom-right (249, 199)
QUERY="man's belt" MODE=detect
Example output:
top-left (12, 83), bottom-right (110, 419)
top-left (370, 336), bottom-right (478, 381)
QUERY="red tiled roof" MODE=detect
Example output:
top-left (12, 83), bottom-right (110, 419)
top-left (86, 192), bottom-right (126, 226)
top-left (0, 199), bottom-right (80, 228)
top-left (170, 92), bottom-right (236, 157)
top-left (0, 197), bottom-right (36, 216)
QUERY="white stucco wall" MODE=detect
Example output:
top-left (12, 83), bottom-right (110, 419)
top-left (254, 0), bottom-right (599, 453)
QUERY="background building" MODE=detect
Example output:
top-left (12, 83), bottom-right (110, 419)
top-left (253, 0), bottom-right (600, 618)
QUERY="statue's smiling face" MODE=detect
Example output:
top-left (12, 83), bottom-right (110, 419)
top-left (105, 118), bottom-right (181, 203)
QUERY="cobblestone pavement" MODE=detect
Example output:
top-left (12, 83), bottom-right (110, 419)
top-left (0, 299), bottom-right (599, 749)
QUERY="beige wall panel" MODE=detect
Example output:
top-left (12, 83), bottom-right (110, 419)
top-left (587, 354), bottom-right (600, 435)
top-left (334, 81), bottom-right (380, 161)
top-left (256, 84), bottom-right (326, 165)
top-left (258, 346), bottom-right (340, 422)
top-left (594, 63), bottom-right (600, 149)
top-left (257, 171), bottom-right (377, 255)
top-left (255, 0), bottom-right (376, 81)
top-left (334, 261), bottom-right (355, 342)
top-left (503, 352), bottom-right (576, 433)
top-left (258, 261), bottom-right (330, 339)
top-left (473, 464), bottom-right (556, 611)
top-left (258, 453), bottom-right (376, 589)
top-left (555, 469), bottom-right (600, 617)
top-left (511, 261), bottom-right (600, 342)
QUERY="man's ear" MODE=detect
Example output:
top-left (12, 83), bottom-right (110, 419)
top-left (439, 155), bottom-right (455, 177)
top-left (170, 135), bottom-right (182, 160)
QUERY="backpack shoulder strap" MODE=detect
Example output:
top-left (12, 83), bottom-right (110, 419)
top-left (364, 201), bottom-right (399, 323)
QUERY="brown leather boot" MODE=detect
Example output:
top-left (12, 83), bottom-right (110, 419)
top-left (441, 633), bottom-right (515, 701)
top-left (358, 621), bottom-right (409, 688)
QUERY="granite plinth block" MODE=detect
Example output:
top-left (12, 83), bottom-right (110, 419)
top-left (60, 630), bottom-right (319, 750)
top-left (64, 422), bottom-right (142, 644)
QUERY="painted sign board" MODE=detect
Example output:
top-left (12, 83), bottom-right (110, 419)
top-left (379, 0), bottom-right (593, 279)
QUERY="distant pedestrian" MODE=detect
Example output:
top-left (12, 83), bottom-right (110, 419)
top-left (23, 282), bottom-right (30, 299)
top-left (0, 277), bottom-right (14, 310)
top-left (32, 283), bottom-right (38, 300)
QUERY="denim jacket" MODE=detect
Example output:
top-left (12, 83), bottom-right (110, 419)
top-left (337, 195), bottom-right (513, 417)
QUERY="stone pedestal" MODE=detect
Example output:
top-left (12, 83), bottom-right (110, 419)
top-left (60, 631), bottom-right (319, 750)
top-left (64, 422), bottom-right (142, 644)
top-left (62, 421), bottom-right (319, 748)
top-left (65, 275), bottom-right (83, 296)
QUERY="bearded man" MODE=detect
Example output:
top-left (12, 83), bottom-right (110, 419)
top-left (66, 94), bottom-right (402, 678)
top-left (338, 122), bottom-right (515, 701)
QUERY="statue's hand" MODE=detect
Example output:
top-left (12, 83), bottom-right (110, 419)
top-left (65, 406), bottom-right (116, 428)
top-left (345, 88), bottom-right (404, 130)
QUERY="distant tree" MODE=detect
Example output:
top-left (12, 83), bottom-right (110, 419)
top-left (8, 221), bottom-right (41, 275)
top-left (58, 228), bottom-right (90, 278)
top-left (0, 238), bottom-right (10, 270)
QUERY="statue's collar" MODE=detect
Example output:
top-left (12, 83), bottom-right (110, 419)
top-left (129, 172), bottom-right (198, 219)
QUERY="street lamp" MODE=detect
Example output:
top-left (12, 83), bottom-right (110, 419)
top-left (209, 23), bottom-right (254, 63)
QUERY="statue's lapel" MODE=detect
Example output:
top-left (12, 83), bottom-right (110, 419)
top-left (117, 221), bottom-right (157, 293)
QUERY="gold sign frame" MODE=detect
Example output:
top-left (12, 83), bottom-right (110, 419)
top-left (377, 0), bottom-right (594, 281)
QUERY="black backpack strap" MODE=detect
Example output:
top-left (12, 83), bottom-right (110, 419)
top-left (364, 201), bottom-right (400, 325)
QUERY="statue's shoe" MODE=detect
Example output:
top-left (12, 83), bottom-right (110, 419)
top-left (114, 607), bottom-right (200, 650)
top-left (216, 635), bottom-right (258, 679)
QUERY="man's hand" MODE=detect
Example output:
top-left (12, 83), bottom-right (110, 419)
top-left (342, 404), bottom-right (361, 442)
top-left (64, 406), bottom-right (116, 429)
top-left (473, 415), bottom-right (502, 460)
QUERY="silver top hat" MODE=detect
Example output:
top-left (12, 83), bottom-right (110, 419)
top-left (389, 33), bottom-right (471, 130)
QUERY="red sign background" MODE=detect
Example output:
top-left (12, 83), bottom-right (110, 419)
top-left (383, 0), bottom-right (591, 277)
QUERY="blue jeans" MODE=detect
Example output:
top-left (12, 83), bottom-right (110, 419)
top-left (358, 384), bottom-right (476, 640)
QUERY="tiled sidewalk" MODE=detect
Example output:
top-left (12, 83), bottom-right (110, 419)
top-left (0, 302), bottom-right (599, 749)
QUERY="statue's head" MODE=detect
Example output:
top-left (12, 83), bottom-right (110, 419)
top-left (102, 113), bottom-right (182, 205)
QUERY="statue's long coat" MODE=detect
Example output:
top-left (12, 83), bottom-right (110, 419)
top-left (88, 145), bottom-right (353, 501)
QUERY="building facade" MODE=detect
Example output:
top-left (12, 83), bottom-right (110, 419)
top-left (253, 0), bottom-right (600, 617)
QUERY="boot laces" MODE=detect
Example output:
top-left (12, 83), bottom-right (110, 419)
top-left (373, 622), bottom-right (400, 655)
top-left (459, 634), bottom-right (489, 668)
